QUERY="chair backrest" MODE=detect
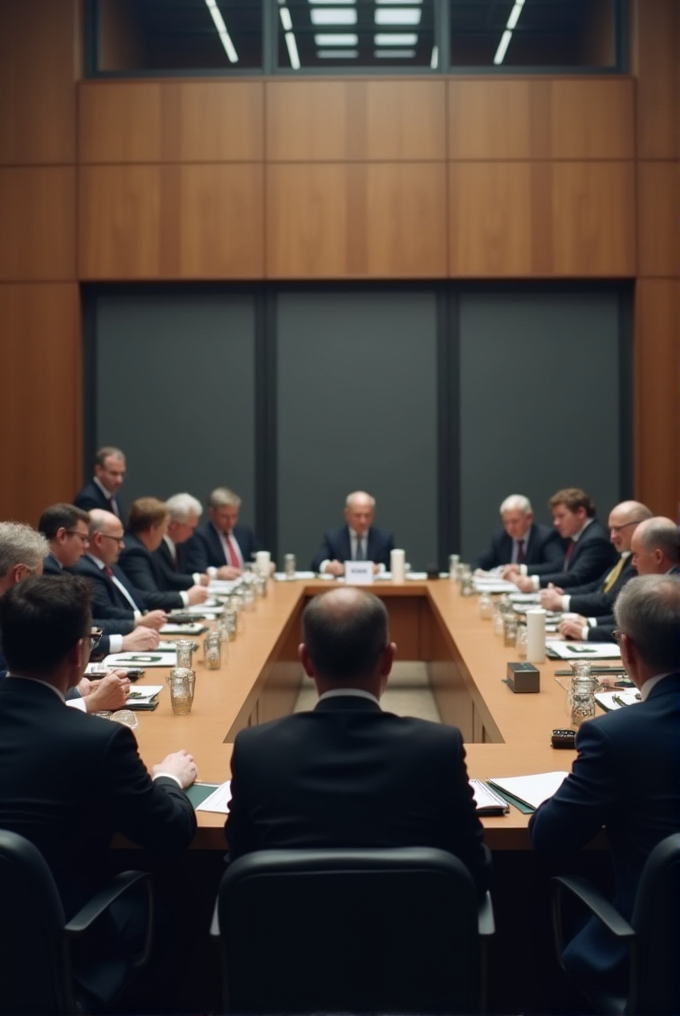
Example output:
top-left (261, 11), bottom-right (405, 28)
top-left (0, 829), bottom-right (73, 1015)
top-left (630, 832), bottom-right (680, 1016)
top-left (218, 846), bottom-right (484, 1014)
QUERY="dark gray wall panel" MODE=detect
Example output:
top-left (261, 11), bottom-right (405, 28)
top-left (277, 291), bottom-right (438, 570)
top-left (458, 292), bottom-right (621, 562)
top-left (95, 293), bottom-right (256, 525)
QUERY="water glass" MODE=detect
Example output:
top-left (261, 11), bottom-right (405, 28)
top-left (503, 616), bottom-right (518, 647)
top-left (168, 667), bottom-right (195, 715)
top-left (175, 639), bottom-right (196, 669)
top-left (203, 632), bottom-right (222, 670)
top-left (478, 592), bottom-right (494, 619)
top-left (515, 624), bottom-right (528, 660)
top-left (284, 554), bottom-right (296, 579)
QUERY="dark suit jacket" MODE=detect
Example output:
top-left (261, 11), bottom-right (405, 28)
top-left (117, 533), bottom-right (184, 610)
top-left (185, 521), bottom-right (262, 573)
top-left (310, 525), bottom-right (395, 572)
top-left (472, 523), bottom-right (564, 572)
top-left (152, 539), bottom-right (195, 591)
top-left (526, 519), bottom-right (619, 589)
top-left (71, 555), bottom-right (150, 623)
top-left (529, 674), bottom-right (680, 990)
top-left (73, 479), bottom-right (122, 518)
top-left (44, 554), bottom-right (137, 656)
top-left (0, 678), bottom-right (196, 917)
top-left (565, 556), bottom-right (636, 616)
top-left (225, 695), bottom-right (491, 899)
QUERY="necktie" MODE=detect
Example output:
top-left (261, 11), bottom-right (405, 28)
top-left (356, 537), bottom-right (364, 561)
top-left (105, 565), bottom-right (113, 577)
top-left (226, 536), bottom-right (240, 569)
top-left (517, 539), bottom-right (525, 564)
top-left (563, 540), bottom-right (575, 568)
top-left (602, 555), bottom-right (626, 593)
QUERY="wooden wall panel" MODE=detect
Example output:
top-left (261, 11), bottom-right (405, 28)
top-left (0, 284), bottom-right (81, 523)
top-left (0, 168), bottom-right (76, 281)
top-left (266, 163), bottom-right (446, 278)
top-left (266, 80), bottom-right (446, 161)
top-left (637, 162), bottom-right (680, 278)
top-left (0, 0), bottom-right (78, 165)
top-left (79, 81), bottom-right (265, 163)
top-left (448, 79), bottom-right (634, 160)
top-left (632, 0), bottom-right (679, 159)
top-left (449, 162), bottom-right (635, 276)
top-left (634, 280), bottom-right (680, 516)
top-left (79, 164), bottom-right (264, 279)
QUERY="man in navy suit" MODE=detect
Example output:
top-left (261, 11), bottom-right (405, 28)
top-left (472, 494), bottom-right (563, 573)
top-left (74, 446), bottom-right (126, 518)
top-left (153, 492), bottom-right (211, 590)
top-left (311, 491), bottom-right (395, 575)
top-left (530, 574), bottom-right (680, 994)
top-left (185, 487), bottom-right (264, 578)
top-left (508, 487), bottom-right (619, 591)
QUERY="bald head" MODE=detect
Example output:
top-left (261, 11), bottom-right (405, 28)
top-left (607, 500), bottom-right (653, 553)
top-left (302, 587), bottom-right (390, 683)
top-left (631, 517), bottom-right (680, 575)
top-left (87, 509), bottom-right (124, 566)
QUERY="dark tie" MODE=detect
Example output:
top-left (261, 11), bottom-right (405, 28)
top-left (563, 540), bottom-right (575, 568)
top-left (356, 537), bottom-right (364, 561)
top-left (517, 539), bottom-right (525, 564)
top-left (104, 565), bottom-right (114, 577)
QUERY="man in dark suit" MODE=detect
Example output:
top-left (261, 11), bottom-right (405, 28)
top-left (0, 573), bottom-right (197, 1005)
top-left (225, 587), bottom-right (491, 899)
top-left (472, 494), bottom-right (563, 573)
top-left (310, 491), bottom-right (395, 575)
top-left (74, 445), bottom-right (126, 518)
top-left (508, 487), bottom-right (619, 591)
top-left (153, 492), bottom-right (211, 591)
top-left (186, 486), bottom-right (264, 578)
top-left (118, 497), bottom-right (208, 610)
top-left (530, 574), bottom-right (680, 993)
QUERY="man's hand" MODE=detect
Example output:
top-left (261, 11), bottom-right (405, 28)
top-left (540, 586), bottom-right (564, 611)
top-left (559, 617), bottom-right (587, 641)
top-left (186, 585), bottom-right (209, 605)
top-left (122, 626), bottom-right (160, 651)
top-left (513, 575), bottom-right (535, 592)
top-left (501, 564), bottom-right (521, 579)
top-left (324, 561), bottom-right (345, 577)
top-left (199, 573), bottom-right (211, 586)
top-left (217, 566), bottom-right (242, 581)
top-left (82, 673), bottom-right (131, 713)
top-left (152, 750), bottom-right (198, 789)
top-left (139, 610), bottom-right (167, 631)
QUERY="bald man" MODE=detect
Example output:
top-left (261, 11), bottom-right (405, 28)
top-left (311, 491), bottom-right (395, 575)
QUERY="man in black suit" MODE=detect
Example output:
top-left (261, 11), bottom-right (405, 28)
top-left (118, 497), bottom-right (208, 609)
top-left (0, 573), bottom-right (197, 1005)
top-left (186, 486), bottom-right (264, 578)
top-left (508, 487), bottom-right (619, 591)
top-left (472, 494), bottom-right (564, 573)
top-left (530, 574), bottom-right (680, 994)
top-left (310, 491), bottom-right (395, 575)
top-left (225, 587), bottom-right (491, 899)
top-left (153, 492), bottom-right (211, 590)
top-left (74, 445), bottom-right (126, 518)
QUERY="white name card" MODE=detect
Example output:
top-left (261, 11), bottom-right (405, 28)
top-left (344, 560), bottom-right (374, 585)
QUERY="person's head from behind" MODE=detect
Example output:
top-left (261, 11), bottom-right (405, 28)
top-left (128, 497), bottom-right (170, 551)
top-left (499, 494), bottom-right (533, 540)
top-left (614, 574), bottom-right (680, 686)
top-left (300, 588), bottom-right (395, 697)
top-left (0, 523), bottom-right (48, 597)
top-left (0, 574), bottom-right (93, 685)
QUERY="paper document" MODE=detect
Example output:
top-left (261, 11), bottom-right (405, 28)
top-left (487, 771), bottom-right (569, 811)
top-left (405, 572), bottom-right (428, 581)
top-left (474, 578), bottom-right (518, 593)
top-left (160, 622), bottom-right (206, 635)
top-left (546, 641), bottom-right (621, 660)
top-left (186, 603), bottom-right (224, 616)
top-left (469, 780), bottom-right (510, 815)
top-left (196, 781), bottom-right (232, 814)
top-left (595, 690), bottom-right (641, 712)
top-left (509, 592), bottom-right (540, 603)
top-left (104, 652), bottom-right (177, 668)
top-left (207, 581), bottom-right (239, 595)
top-left (273, 571), bottom-right (316, 581)
top-left (126, 685), bottom-right (163, 704)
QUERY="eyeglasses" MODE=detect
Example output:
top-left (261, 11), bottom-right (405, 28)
top-left (609, 520), bottom-right (645, 534)
top-left (89, 628), bottom-right (104, 652)
top-left (65, 530), bottom-right (89, 544)
top-left (100, 533), bottom-right (124, 545)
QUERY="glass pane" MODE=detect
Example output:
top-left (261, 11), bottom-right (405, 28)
top-left (450, 0), bottom-right (617, 69)
top-left (96, 0), bottom-right (263, 73)
top-left (277, 0), bottom-right (437, 71)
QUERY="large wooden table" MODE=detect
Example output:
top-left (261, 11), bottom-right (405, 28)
top-left (131, 578), bottom-right (584, 850)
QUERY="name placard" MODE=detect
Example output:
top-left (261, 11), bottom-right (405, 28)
top-left (344, 561), bottom-right (374, 585)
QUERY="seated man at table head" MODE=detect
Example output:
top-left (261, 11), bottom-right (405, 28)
top-left (154, 492), bottom-right (210, 588)
top-left (74, 445), bottom-right (126, 518)
top-left (310, 491), bottom-right (395, 576)
top-left (529, 574), bottom-right (680, 994)
top-left (118, 497), bottom-right (208, 608)
top-left (225, 586), bottom-right (491, 898)
top-left (472, 494), bottom-right (563, 575)
top-left (508, 487), bottom-right (618, 592)
top-left (186, 486), bottom-right (264, 580)
top-left (543, 500), bottom-right (652, 642)
top-left (39, 503), bottom-right (161, 656)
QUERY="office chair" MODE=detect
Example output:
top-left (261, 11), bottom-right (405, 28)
top-left (551, 832), bottom-right (680, 1016)
top-left (215, 846), bottom-right (495, 1014)
top-left (0, 829), bottom-right (153, 1015)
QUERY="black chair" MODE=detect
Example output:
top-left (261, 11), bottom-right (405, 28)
top-left (551, 832), bottom-right (680, 1016)
top-left (215, 846), bottom-right (494, 1014)
top-left (0, 829), bottom-right (153, 1015)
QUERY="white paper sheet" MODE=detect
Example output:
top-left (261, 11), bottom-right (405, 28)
top-left (196, 781), bottom-right (232, 814)
top-left (546, 641), bottom-right (621, 660)
top-left (488, 771), bottom-right (569, 811)
top-left (103, 651), bottom-right (178, 668)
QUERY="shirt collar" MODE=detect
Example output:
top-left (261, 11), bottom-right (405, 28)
top-left (163, 534), bottom-right (176, 553)
top-left (639, 672), bottom-right (675, 701)
top-left (318, 688), bottom-right (380, 706)
top-left (48, 552), bottom-right (63, 569)
top-left (93, 476), bottom-right (115, 500)
top-left (86, 553), bottom-right (106, 571)
top-left (571, 518), bottom-right (594, 543)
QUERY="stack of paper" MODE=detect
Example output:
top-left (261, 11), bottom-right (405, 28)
top-left (487, 771), bottom-right (569, 811)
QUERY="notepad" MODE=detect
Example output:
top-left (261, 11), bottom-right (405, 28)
top-left (595, 690), bottom-right (641, 712)
top-left (546, 641), bottom-right (621, 660)
top-left (469, 780), bottom-right (510, 815)
top-left (487, 771), bottom-right (569, 811)
top-left (195, 781), bottom-right (232, 814)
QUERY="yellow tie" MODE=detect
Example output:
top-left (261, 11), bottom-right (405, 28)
top-left (602, 555), bottom-right (626, 593)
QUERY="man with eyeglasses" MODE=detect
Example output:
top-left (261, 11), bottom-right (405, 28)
top-left (530, 574), bottom-right (680, 995)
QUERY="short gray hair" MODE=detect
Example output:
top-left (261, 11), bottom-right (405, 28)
top-left (0, 523), bottom-right (48, 578)
top-left (615, 575), bottom-right (680, 672)
top-left (500, 494), bottom-right (532, 515)
top-left (166, 493), bottom-right (203, 523)
top-left (638, 518), bottom-right (680, 563)
top-left (345, 491), bottom-right (376, 510)
top-left (208, 487), bottom-right (241, 509)
top-left (95, 446), bottom-right (125, 466)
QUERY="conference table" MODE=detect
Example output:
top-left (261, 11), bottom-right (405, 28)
top-left (130, 577), bottom-right (589, 851)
